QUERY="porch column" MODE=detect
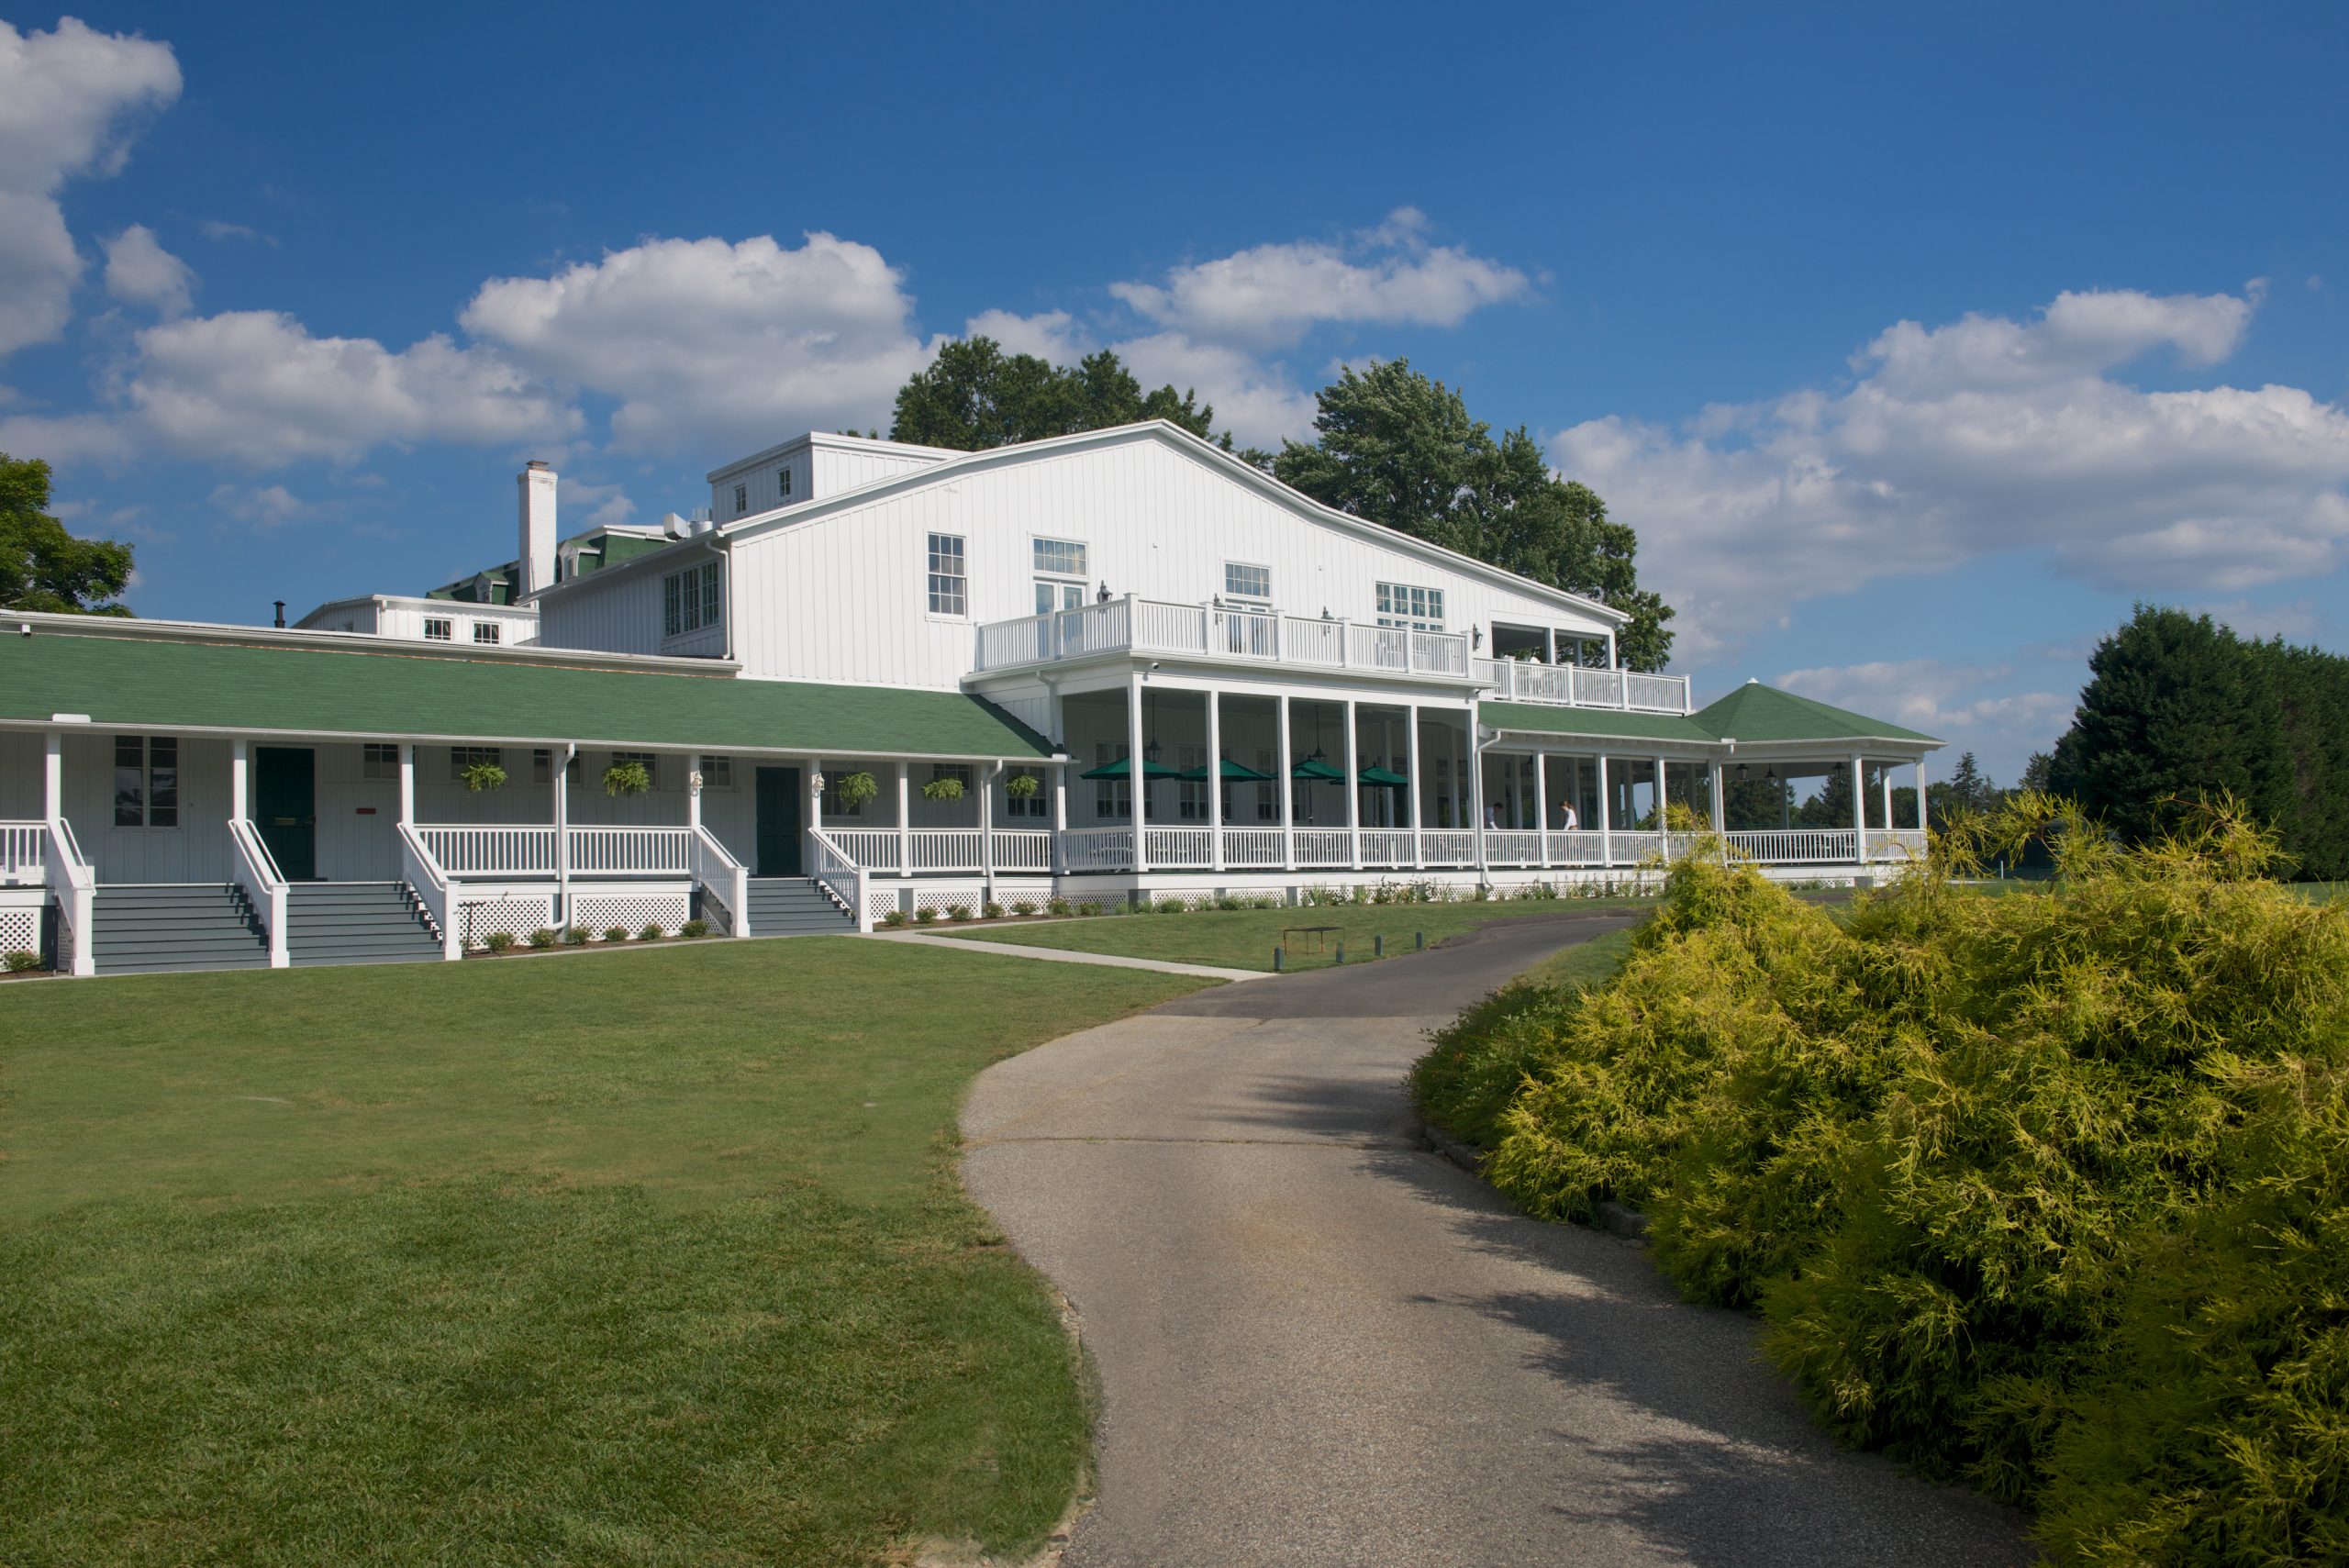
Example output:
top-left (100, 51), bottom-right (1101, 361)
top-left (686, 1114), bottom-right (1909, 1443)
top-left (1654, 754), bottom-right (1671, 862)
top-left (1206, 688), bottom-right (1224, 872)
top-left (1597, 753), bottom-right (1612, 867)
top-left (1342, 698), bottom-right (1361, 870)
top-left (554, 741), bottom-right (573, 927)
top-left (1917, 756), bottom-right (1929, 832)
top-left (1276, 695), bottom-right (1295, 872)
top-left (1880, 762), bottom-right (1895, 854)
top-left (686, 756), bottom-right (703, 834)
top-left (230, 740), bottom-right (250, 828)
top-left (1405, 703), bottom-right (1422, 869)
top-left (398, 744), bottom-right (415, 828)
top-left (1709, 761), bottom-right (1726, 833)
top-left (1470, 725), bottom-right (1489, 883)
top-left (43, 728), bottom-right (63, 822)
top-left (1052, 760), bottom-right (1068, 875)
top-left (980, 761), bottom-right (996, 902)
top-left (1535, 751), bottom-right (1550, 866)
top-left (1850, 751), bottom-right (1866, 862)
top-left (1129, 673), bottom-right (1150, 874)
top-left (896, 762), bottom-right (911, 878)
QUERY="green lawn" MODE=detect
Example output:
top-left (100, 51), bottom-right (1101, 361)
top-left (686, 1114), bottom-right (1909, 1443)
top-left (934, 897), bottom-right (1658, 972)
top-left (0, 940), bottom-right (1208, 1567)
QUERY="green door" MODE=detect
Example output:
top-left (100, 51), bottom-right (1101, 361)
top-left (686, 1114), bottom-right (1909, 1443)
top-left (255, 746), bottom-right (317, 881)
top-left (754, 766), bottom-right (802, 876)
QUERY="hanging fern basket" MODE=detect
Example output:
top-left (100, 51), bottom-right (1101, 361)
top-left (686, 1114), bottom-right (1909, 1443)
top-left (921, 776), bottom-right (966, 803)
top-left (603, 761), bottom-right (651, 797)
top-left (1005, 772), bottom-right (1041, 799)
top-left (832, 772), bottom-right (880, 811)
top-left (460, 761), bottom-right (508, 793)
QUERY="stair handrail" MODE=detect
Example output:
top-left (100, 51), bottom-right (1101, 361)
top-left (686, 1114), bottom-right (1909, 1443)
top-left (42, 814), bottom-right (95, 977)
top-left (689, 823), bottom-right (751, 939)
top-left (397, 820), bottom-right (463, 962)
top-left (807, 828), bottom-right (871, 933)
top-left (226, 817), bottom-right (290, 969)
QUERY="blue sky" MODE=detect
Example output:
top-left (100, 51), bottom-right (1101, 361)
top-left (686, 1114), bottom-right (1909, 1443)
top-left (4, 2), bottom-right (2344, 783)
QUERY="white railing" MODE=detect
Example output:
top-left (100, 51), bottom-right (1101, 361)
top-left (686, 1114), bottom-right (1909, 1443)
top-left (44, 815), bottom-right (94, 977)
top-left (227, 818), bottom-right (289, 968)
top-left (1295, 828), bottom-right (1353, 867)
top-left (1865, 828), bottom-right (1929, 862)
top-left (1422, 829), bottom-right (1475, 865)
top-left (1222, 828), bottom-right (1286, 867)
top-left (807, 828), bottom-right (869, 932)
top-left (1722, 828), bottom-right (1859, 864)
top-left (827, 828), bottom-right (902, 872)
top-left (2, 820), bottom-right (43, 885)
top-left (1473, 659), bottom-right (1692, 714)
top-left (1484, 829), bottom-right (1543, 866)
top-left (567, 827), bottom-right (693, 875)
top-left (1144, 827), bottom-right (1212, 868)
top-left (911, 828), bottom-right (983, 872)
top-left (420, 825), bottom-right (556, 876)
top-left (994, 829), bottom-right (1053, 873)
top-left (972, 595), bottom-right (1474, 683)
top-left (1057, 827), bottom-right (1135, 872)
top-left (690, 824), bottom-right (750, 938)
top-left (397, 822), bottom-right (462, 962)
top-left (1361, 828), bottom-right (1416, 866)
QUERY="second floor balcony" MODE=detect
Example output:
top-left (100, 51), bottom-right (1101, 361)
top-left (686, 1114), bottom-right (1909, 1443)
top-left (972, 595), bottom-right (1692, 715)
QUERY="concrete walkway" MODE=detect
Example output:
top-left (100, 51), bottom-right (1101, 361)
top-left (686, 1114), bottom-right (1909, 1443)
top-left (962, 912), bottom-right (2032, 1568)
top-left (865, 929), bottom-right (1267, 981)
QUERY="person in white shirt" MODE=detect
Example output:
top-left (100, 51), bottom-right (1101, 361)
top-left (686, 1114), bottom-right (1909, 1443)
top-left (1559, 799), bottom-right (1579, 832)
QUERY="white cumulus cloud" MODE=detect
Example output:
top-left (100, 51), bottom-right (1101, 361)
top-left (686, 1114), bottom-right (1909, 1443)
top-left (460, 232), bottom-right (930, 454)
top-left (1553, 286), bottom-right (2349, 662)
top-left (0, 17), bottom-right (181, 358)
top-left (1109, 207), bottom-right (1531, 350)
top-left (208, 481), bottom-right (304, 527)
top-left (125, 310), bottom-right (577, 464)
top-left (102, 224), bottom-right (193, 317)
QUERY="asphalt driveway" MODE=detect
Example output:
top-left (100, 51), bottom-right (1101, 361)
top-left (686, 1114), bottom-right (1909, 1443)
top-left (960, 910), bottom-right (2033, 1567)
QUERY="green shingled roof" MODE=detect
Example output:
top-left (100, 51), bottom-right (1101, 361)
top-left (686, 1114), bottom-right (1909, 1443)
top-left (1689, 681), bottom-right (1941, 745)
top-left (0, 629), bottom-right (1052, 759)
top-left (1483, 681), bottom-right (1938, 748)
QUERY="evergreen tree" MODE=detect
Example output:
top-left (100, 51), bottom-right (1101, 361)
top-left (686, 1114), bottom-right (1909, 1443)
top-left (2049, 606), bottom-right (2288, 849)
top-left (1, 452), bottom-right (134, 616)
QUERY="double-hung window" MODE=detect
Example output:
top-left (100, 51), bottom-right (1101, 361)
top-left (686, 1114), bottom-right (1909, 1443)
top-left (1375, 582), bottom-right (1445, 632)
top-left (698, 754), bottom-right (733, 789)
top-left (473, 621), bottom-right (500, 644)
top-left (1005, 767), bottom-right (1049, 817)
top-left (662, 560), bottom-right (722, 639)
top-left (1031, 537), bottom-right (1087, 615)
top-left (1093, 742), bottom-right (1130, 822)
top-left (362, 742), bottom-right (399, 781)
top-left (423, 617), bottom-right (452, 641)
top-left (777, 467), bottom-right (793, 498)
top-left (927, 533), bottom-right (967, 616)
top-left (113, 736), bottom-right (178, 828)
top-left (733, 483), bottom-right (749, 516)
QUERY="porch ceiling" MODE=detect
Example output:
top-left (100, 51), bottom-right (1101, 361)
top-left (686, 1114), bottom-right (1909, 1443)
top-left (1, 627), bottom-right (1053, 760)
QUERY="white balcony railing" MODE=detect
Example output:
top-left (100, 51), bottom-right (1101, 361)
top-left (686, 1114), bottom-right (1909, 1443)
top-left (1472, 658), bottom-right (1693, 715)
top-left (974, 595), bottom-right (1475, 684)
top-left (994, 829), bottom-right (1054, 873)
top-left (417, 825), bottom-right (694, 878)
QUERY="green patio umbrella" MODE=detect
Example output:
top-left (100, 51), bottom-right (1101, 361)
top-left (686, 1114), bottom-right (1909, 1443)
top-left (1290, 757), bottom-right (1348, 783)
top-left (1182, 756), bottom-right (1275, 783)
top-left (1078, 754), bottom-right (1182, 780)
top-left (1356, 764), bottom-right (1411, 788)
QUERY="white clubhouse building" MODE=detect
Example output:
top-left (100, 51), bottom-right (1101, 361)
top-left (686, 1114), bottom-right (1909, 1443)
top-left (1, 422), bottom-right (1936, 975)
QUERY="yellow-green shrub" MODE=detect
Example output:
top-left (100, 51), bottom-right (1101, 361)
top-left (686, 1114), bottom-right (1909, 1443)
top-left (1464, 803), bottom-right (2349, 1562)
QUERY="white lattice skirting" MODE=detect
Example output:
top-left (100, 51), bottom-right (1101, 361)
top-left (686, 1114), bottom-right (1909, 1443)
top-left (0, 904), bottom-right (39, 957)
top-left (863, 888), bottom-right (902, 926)
top-left (460, 895), bottom-right (557, 950)
top-left (573, 893), bottom-right (692, 936)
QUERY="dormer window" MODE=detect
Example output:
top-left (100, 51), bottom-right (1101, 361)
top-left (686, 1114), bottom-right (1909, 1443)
top-left (733, 483), bottom-right (749, 516)
top-left (778, 467), bottom-right (793, 497)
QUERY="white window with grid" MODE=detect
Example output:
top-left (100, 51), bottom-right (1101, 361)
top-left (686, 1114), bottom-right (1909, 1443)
top-left (927, 533), bottom-right (967, 617)
top-left (733, 483), bottom-right (749, 516)
top-left (113, 736), bottom-right (178, 828)
top-left (698, 755), bottom-right (733, 789)
top-left (424, 617), bottom-right (452, 641)
top-left (473, 621), bottom-right (500, 644)
top-left (611, 751), bottom-right (658, 788)
top-left (1176, 745), bottom-right (1208, 821)
top-left (1005, 767), bottom-right (1049, 818)
top-left (663, 561), bottom-right (722, 639)
top-left (1031, 537), bottom-right (1087, 615)
top-left (777, 467), bottom-right (793, 497)
top-left (362, 743), bottom-right (399, 781)
top-left (1375, 582), bottom-right (1444, 632)
top-left (451, 745), bottom-right (501, 781)
top-left (1093, 742), bottom-right (1130, 821)
top-left (1225, 562), bottom-right (1271, 603)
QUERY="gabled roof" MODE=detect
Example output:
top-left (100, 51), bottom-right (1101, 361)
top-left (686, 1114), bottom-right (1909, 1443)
top-left (685, 420), bottom-right (1631, 628)
top-left (0, 624), bottom-right (1052, 760)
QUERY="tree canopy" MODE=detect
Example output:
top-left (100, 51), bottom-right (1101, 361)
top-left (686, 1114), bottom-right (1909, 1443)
top-left (2049, 605), bottom-right (2349, 879)
top-left (890, 339), bottom-right (1230, 451)
top-left (1270, 361), bottom-right (1675, 670)
top-left (1, 452), bottom-right (133, 617)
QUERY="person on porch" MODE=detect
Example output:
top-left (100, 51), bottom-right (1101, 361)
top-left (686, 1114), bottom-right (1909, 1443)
top-left (1559, 797), bottom-right (1578, 832)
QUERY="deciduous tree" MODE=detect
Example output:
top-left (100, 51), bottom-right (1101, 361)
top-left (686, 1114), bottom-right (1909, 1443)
top-left (1, 452), bottom-right (133, 616)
